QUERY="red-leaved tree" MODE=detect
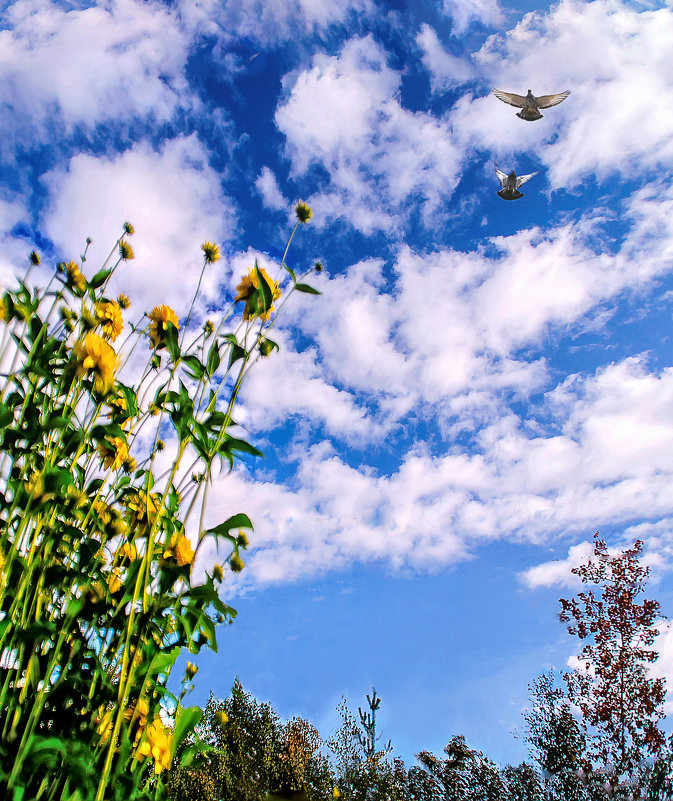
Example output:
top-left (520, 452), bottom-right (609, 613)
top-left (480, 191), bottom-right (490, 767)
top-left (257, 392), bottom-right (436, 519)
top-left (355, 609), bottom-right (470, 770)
top-left (559, 533), bottom-right (666, 777)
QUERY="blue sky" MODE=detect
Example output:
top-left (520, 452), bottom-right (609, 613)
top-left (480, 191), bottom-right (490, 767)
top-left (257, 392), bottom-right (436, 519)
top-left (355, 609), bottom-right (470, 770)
top-left (3, 0), bottom-right (673, 769)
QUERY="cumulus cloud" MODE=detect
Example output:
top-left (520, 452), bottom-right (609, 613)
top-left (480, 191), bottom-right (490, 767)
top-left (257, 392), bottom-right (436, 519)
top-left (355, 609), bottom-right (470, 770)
top-left (255, 167), bottom-right (288, 211)
top-left (456, 0), bottom-right (673, 186)
top-left (441, 0), bottom-right (504, 32)
top-left (416, 24), bottom-right (474, 92)
top-left (40, 135), bottom-right (235, 315)
top-left (0, 0), bottom-right (191, 155)
top-left (275, 35), bottom-right (464, 234)
top-left (177, 0), bottom-right (372, 45)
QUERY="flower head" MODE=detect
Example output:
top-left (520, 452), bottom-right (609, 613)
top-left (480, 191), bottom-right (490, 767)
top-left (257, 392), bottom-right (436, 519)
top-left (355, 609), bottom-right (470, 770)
top-left (117, 293), bottom-right (131, 310)
top-left (29, 250), bottom-right (40, 266)
top-left (234, 265), bottom-right (281, 321)
top-left (212, 564), bottom-right (224, 582)
top-left (123, 221), bottom-right (135, 235)
top-left (116, 541), bottom-right (139, 562)
top-left (97, 436), bottom-right (129, 471)
top-left (237, 530), bottom-right (249, 548)
top-left (96, 300), bottom-right (123, 341)
top-left (74, 333), bottom-right (118, 395)
top-left (163, 533), bottom-right (195, 567)
top-left (185, 662), bottom-right (198, 680)
top-left (295, 201), bottom-right (312, 223)
top-left (126, 491), bottom-right (162, 534)
top-left (148, 305), bottom-right (179, 349)
top-left (65, 261), bottom-right (86, 292)
top-left (119, 240), bottom-right (134, 261)
top-left (136, 718), bottom-right (173, 774)
top-left (230, 553), bottom-right (244, 573)
top-left (201, 241), bottom-right (220, 263)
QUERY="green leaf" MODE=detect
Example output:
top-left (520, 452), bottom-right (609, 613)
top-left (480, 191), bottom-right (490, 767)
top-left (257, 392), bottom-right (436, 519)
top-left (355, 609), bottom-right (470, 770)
top-left (220, 436), bottom-right (263, 459)
top-left (255, 260), bottom-right (274, 311)
top-left (294, 283), bottom-right (321, 295)
top-left (206, 513), bottom-right (253, 540)
top-left (164, 321), bottom-right (181, 363)
top-left (182, 354), bottom-right (206, 381)
top-left (89, 268), bottom-right (111, 289)
top-left (172, 706), bottom-right (203, 756)
top-left (206, 341), bottom-right (221, 376)
top-left (0, 404), bottom-right (13, 428)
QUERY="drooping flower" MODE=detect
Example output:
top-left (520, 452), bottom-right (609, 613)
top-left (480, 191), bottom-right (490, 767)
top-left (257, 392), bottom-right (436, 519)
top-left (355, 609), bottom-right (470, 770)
top-left (117, 293), bottom-right (131, 309)
top-left (123, 221), bottom-right (135, 235)
top-left (119, 240), bottom-right (134, 261)
top-left (74, 333), bottom-right (118, 395)
top-left (29, 250), bottom-right (40, 265)
top-left (295, 201), bottom-right (312, 223)
top-left (65, 261), bottom-right (86, 292)
top-left (97, 436), bottom-right (129, 471)
top-left (96, 300), bottom-right (123, 341)
top-left (201, 241), bottom-right (220, 263)
top-left (126, 491), bottom-right (162, 534)
top-left (148, 305), bottom-right (179, 349)
top-left (163, 533), bottom-right (195, 567)
top-left (230, 553), bottom-right (244, 573)
top-left (234, 265), bottom-right (281, 321)
top-left (136, 718), bottom-right (173, 774)
top-left (185, 662), bottom-right (198, 680)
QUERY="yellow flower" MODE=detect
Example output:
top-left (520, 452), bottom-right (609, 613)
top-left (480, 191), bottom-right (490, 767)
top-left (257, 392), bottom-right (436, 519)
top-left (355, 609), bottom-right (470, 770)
top-left (148, 305), bottom-right (179, 349)
top-left (123, 455), bottom-right (137, 473)
top-left (116, 541), bottom-right (138, 562)
top-left (333, 787), bottom-right (341, 799)
top-left (185, 662), bottom-right (198, 680)
top-left (65, 261), bottom-right (86, 292)
top-left (96, 300), bottom-right (123, 341)
top-left (97, 436), bottom-right (128, 471)
top-left (237, 530), bottom-right (249, 548)
top-left (230, 553), bottom-right (244, 573)
top-left (106, 567), bottom-right (124, 594)
top-left (212, 564), bottom-right (224, 582)
top-left (215, 710), bottom-right (229, 728)
top-left (118, 293), bottom-right (131, 309)
top-left (74, 333), bottom-right (118, 395)
top-left (119, 240), bottom-right (134, 260)
top-left (96, 705), bottom-right (115, 744)
top-left (234, 265), bottom-right (282, 321)
top-left (0, 298), bottom-right (7, 323)
top-left (126, 491), bottom-right (162, 533)
top-left (29, 250), bottom-right (40, 265)
top-left (201, 241), bottom-right (220, 263)
top-left (295, 201), bottom-right (312, 223)
top-left (163, 533), bottom-right (195, 567)
top-left (123, 221), bottom-right (135, 235)
top-left (136, 718), bottom-right (173, 774)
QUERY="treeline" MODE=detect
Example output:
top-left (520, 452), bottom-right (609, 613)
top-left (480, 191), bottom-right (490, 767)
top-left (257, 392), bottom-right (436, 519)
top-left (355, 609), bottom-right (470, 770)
top-left (168, 535), bottom-right (673, 801)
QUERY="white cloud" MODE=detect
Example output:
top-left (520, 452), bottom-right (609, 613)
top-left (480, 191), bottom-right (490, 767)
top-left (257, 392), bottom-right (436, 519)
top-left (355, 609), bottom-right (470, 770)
top-left (275, 35), bottom-right (464, 234)
top-left (0, 0), bottom-right (191, 153)
top-left (456, 0), bottom-right (673, 186)
top-left (441, 0), bottom-right (504, 32)
top-left (177, 0), bottom-right (372, 45)
top-left (40, 135), bottom-right (235, 316)
top-left (255, 167), bottom-right (288, 211)
top-left (416, 24), bottom-right (474, 93)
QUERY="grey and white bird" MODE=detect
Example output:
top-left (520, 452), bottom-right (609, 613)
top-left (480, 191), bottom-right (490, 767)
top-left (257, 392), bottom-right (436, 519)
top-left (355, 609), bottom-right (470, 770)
top-left (492, 88), bottom-right (570, 120)
top-left (494, 163), bottom-right (538, 200)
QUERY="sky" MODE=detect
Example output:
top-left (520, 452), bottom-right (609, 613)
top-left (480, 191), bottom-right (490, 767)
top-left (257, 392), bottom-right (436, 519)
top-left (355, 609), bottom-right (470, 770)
top-left (2, 0), bottom-right (673, 770)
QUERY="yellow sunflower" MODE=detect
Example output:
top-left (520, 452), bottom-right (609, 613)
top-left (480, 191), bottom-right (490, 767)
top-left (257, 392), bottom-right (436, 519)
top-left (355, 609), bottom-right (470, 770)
top-left (74, 333), bottom-right (118, 395)
top-left (148, 305), bottom-right (179, 349)
top-left (136, 718), bottom-right (173, 774)
top-left (96, 300), bottom-right (123, 341)
top-left (234, 265), bottom-right (281, 321)
top-left (163, 533), bottom-right (195, 567)
top-left (97, 436), bottom-right (129, 471)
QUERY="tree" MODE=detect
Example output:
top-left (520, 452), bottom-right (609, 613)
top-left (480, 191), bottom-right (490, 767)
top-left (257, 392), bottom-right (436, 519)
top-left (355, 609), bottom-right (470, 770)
top-left (327, 690), bottom-right (406, 801)
top-left (559, 533), bottom-right (666, 777)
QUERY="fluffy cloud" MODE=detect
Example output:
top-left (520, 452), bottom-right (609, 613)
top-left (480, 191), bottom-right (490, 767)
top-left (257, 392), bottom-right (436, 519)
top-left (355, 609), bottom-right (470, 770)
top-left (40, 135), bottom-right (235, 315)
top-left (456, 0), bottom-right (673, 186)
top-left (441, 0), bottom-right (504, 32)
top-left (255, 167), bottom-right (288, 211)
top-left (177, 0), bottom-right (371, 45)
top-left (0, 0), bottom-right (191, 154)
top-left (416, 24), bottom-right (475, 92)
top-left (275, 35), bottom-right (464, 233)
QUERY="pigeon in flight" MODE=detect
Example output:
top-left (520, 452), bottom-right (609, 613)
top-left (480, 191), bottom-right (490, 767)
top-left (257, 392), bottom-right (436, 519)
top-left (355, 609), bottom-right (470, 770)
top-left (494, 163), bottom-right (538, 200)
top-left (492, 88), bottom-right (570, 120)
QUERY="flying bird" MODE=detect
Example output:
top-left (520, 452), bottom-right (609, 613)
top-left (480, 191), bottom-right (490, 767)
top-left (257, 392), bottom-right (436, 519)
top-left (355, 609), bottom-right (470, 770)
top-left (492, 88), bottom-right (570, 120)
top-left (494, 163), bottom-right (538, 200)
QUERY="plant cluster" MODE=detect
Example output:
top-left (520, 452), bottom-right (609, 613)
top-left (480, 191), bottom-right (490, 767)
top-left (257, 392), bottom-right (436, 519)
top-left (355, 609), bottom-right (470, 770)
top-left (0, 205), bottom-right (319, 800)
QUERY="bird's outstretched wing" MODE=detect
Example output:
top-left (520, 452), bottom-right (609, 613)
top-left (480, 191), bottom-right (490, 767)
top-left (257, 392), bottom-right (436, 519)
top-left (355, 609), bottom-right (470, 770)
top-left (516, 170), bottom-right (539, 187)
top-left (494, 163), bottom-right (509, 184)
top-left (535, 90), bottom-right (571, 108)
top-left (492, 88), bottom-right (526, 108)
